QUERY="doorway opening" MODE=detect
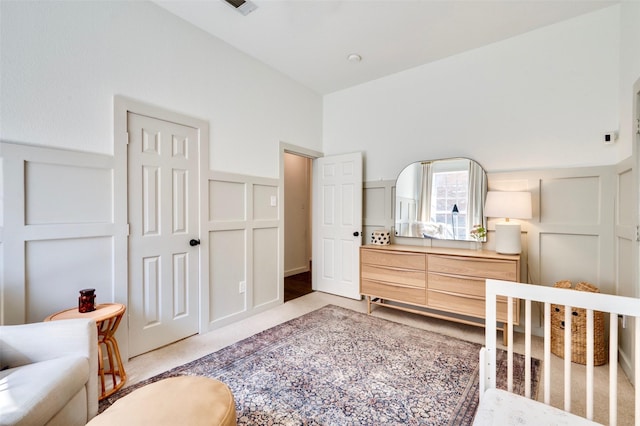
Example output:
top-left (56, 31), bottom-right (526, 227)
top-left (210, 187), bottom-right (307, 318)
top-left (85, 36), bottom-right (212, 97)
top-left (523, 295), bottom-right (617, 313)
top-left (283, 151), bottom-right (314, 302)
top-left (284, 269), bottom-right (312, 302)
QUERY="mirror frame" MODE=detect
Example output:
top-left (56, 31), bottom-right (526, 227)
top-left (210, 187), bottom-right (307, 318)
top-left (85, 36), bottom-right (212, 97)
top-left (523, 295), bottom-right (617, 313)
top-left (394, 157), bottom-right (487, 242)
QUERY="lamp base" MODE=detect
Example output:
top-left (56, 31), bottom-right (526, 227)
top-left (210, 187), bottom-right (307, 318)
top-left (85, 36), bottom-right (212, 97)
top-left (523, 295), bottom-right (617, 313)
top-left (494, 222), bottom-right (521, 254)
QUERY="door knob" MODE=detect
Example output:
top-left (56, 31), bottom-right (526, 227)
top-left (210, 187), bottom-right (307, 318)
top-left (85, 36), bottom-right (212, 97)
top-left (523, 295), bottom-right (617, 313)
top-left (189, 239), bottom-right (201, 247)
top-left (353, 232), bottom-right (359, 237)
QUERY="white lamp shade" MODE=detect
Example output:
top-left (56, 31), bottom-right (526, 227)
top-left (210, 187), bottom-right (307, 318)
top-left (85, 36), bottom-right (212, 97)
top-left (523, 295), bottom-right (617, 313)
top-left (484, 191), bottom-right (532, 220)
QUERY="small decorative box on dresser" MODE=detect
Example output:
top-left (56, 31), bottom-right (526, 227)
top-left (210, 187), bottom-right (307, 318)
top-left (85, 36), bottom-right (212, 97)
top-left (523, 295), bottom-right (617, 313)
top-left (360, 244), bottom-right (520, 342)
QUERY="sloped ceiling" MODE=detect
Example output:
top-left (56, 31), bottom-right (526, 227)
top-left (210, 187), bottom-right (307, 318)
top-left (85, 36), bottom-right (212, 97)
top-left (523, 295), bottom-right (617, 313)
top-left (154, 0), bottom-right (618, 94)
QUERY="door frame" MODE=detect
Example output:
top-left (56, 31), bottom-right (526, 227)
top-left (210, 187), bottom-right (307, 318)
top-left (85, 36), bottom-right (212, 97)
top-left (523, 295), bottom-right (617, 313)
top-left (633, 76), bottom-right (640, 303)
top-left (279, 142), bottom-right (323, 299)
top-left (114, 96), bottom-right (209, 359)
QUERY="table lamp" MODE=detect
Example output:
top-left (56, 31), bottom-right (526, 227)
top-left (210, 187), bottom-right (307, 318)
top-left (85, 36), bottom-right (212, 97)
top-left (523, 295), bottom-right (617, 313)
top-left (484, 191), bottom-right (532, 254)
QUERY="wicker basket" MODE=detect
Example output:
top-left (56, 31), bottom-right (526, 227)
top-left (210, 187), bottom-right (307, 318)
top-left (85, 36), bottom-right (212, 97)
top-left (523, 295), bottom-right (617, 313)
top-left (550, 280), bottom-right (607, 365)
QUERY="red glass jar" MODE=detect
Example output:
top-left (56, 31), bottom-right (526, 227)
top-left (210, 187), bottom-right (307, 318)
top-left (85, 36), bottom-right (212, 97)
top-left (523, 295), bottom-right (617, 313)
top-left (79, 288), bottom-right (96, 313)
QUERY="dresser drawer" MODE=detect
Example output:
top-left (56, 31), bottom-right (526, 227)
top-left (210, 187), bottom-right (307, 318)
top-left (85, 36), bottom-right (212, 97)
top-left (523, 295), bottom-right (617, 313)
top-left (361, 249), bottom-right (425, 270)
top-left (362, 264), bottom-right (425, 288)
top-left (427, 290), bottom-right (516, 323)
top-left (428, 272), bottom-right (484, 298)
top-left (361, 279), bottom-right (426, 305)
top-left (428, 255), bottom-right (517, 280)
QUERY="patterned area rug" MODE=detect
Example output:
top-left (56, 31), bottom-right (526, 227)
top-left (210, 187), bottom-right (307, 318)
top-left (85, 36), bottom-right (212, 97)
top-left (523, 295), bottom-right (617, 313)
top-left (100, 305), bottom-right (540, 425)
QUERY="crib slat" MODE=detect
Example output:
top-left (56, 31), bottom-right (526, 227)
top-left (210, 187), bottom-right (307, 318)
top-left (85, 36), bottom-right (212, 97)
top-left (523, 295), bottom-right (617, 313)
top-left (525, 299), bottom-right (531, 398)
top-left (610, 312), bottom-right (618, 426)
top-left (586, 309), bottom-right (594, 421)
top-left (635, 316), bottom-right (639, 426)
top-left (544, 302), bottom-right (551, 405)
top-left (507, 296), bottom-right (513, 392)
top-left (564, 305), bottom-right (572, 412)
top-left (485, 284), bottom-right (498, 392)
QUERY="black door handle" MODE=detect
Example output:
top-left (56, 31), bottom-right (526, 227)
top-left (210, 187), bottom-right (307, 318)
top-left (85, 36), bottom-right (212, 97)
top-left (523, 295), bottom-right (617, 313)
top-left (353, 232), bottom-right (359, 237)
top-left (189, 239), bottom-right (201, 247)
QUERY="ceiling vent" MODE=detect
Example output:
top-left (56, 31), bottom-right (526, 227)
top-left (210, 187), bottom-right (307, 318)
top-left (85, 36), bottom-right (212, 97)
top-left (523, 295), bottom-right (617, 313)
top-left (223, 0), bottom-right (258, 16)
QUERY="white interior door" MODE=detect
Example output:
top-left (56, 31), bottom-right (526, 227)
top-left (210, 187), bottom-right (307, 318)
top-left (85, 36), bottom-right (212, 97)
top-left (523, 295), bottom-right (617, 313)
top-left (312, 152), bottom-right (363, 299)
top-left (127, 112), bottom-right (200, 357)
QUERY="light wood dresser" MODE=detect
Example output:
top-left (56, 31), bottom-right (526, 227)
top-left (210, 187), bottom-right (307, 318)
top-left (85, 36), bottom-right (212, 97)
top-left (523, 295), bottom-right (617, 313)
top-left (360, 244), bottom-right (520, 342)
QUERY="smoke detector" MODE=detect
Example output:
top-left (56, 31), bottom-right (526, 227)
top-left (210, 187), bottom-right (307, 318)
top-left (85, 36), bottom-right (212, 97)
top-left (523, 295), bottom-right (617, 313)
top-left (222, 0), bottom-right (257, 16)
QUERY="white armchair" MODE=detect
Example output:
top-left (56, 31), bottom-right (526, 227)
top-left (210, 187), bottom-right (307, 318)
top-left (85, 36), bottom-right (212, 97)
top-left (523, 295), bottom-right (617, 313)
top-left (0, 319), bottom-right (98, 426)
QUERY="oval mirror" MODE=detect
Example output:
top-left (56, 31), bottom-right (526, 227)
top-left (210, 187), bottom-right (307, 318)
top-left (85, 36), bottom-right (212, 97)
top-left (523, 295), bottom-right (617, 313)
top-left (394, 158), bottom-right (487, 241)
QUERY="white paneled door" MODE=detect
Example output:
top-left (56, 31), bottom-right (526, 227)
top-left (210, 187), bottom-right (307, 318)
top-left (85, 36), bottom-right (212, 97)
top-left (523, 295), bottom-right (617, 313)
top-left (127, 112), bottom-right (200, 357)
top-left (313, 152), bottom-right (363, 299)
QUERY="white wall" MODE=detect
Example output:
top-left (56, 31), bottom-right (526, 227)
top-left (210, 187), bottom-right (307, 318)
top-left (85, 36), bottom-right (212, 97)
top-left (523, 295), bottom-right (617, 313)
top-left (618, 1), bottom-right (640, 158)
top-left (0, 0), bottom-right (322, 178)
top-left (1, 1), bottom-right (637, 362)
top-left (323, 6), bottom-right (626, 182)
top-left (0, 0), bottom-right (320, 355)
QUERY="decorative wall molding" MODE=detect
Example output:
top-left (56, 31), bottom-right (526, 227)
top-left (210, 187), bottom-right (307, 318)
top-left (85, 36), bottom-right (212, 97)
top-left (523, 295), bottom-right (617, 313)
top-left (0, 141), bottom-right (125, 326)
top-left (207, 171), bottom-right (281, 330)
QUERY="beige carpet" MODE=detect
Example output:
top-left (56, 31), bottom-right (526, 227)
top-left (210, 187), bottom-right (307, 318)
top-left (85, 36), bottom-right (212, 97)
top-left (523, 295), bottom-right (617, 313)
top-left (123, 291), bottom-right (635, 425)
top-left (104, 305), bottom-right (539, 424)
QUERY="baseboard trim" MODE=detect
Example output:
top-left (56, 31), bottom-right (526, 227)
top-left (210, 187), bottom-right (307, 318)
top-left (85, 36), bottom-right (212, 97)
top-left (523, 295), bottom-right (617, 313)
top-left (284, 266), bottom-right (310, 277)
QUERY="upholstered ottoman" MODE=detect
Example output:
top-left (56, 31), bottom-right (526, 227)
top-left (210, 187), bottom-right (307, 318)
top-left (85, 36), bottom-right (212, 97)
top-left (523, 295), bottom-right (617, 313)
top-left (87, 376), bottom-right (236, 426)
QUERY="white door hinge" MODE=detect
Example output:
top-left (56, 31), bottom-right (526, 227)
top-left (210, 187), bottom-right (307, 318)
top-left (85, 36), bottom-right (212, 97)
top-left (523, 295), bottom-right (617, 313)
top-left (125, 131), bottom-right (130, 144)
top-left (127, 224), bottom-right (130, 236)
top-left (636, 118), bottom-right (640, 135)
top-left (636, 225), bottom-right (640, 242)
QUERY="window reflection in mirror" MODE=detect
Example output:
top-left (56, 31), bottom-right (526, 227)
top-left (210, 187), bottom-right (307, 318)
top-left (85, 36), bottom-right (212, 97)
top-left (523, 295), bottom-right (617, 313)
top-left (394, 158), bottom-right (487, 241)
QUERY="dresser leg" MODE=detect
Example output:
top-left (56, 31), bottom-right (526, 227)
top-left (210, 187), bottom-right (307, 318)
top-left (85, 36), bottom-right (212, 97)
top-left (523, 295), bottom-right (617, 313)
top-left (367, 296), bottom-right (372, 314)
top-left (502, 324), bottom-right (508, 346)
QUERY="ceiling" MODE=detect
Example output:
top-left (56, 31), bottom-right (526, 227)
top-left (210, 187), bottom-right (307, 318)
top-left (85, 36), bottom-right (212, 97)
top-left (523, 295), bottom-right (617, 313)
top-left (154, 0), bottom-right (618, 94)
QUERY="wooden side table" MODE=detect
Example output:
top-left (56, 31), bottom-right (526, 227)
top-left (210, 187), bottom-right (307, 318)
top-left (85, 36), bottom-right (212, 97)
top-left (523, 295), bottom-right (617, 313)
top-left (45, 303), bottom-right (127, 400)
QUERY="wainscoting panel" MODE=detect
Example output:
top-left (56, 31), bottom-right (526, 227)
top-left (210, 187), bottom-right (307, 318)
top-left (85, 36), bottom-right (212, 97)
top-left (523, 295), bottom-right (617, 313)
top-left (615, 155), bottom-right (637, 382)
top-left (209, 180), bottom-right (246, 221)
top-left (253, 185), bottom-right (278, 221)
top-left (207, 171), bottom-right (281, 329)
top-left (540, 176), bottom-right (600, 225)
top-left (25, 162), bottom-right (112, 225)
top-left (25, 237), bottom-right (114, 323)
top-left (539, 233), bottom-right (600, 289)
top-left (253, 227), bottom-right (279, 308)
top-left (0, 142), bottom-right (125, 327)
top-left (488, 166), bottom-right (615, 291)
top-left (617, 166), bottom-right (635, 228)
top-left (488, 166), bottom-right (615, 337)
top-left (209, 229), bottom-right (246, 322)
top-left (365, 186), bottom-right (387, 223)
top-left (363, 180), bottom-right (394, 245)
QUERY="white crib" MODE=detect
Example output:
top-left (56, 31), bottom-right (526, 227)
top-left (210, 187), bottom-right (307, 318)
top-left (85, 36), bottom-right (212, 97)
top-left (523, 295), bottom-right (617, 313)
top-left (475, 279), bottom-right (639, 426)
